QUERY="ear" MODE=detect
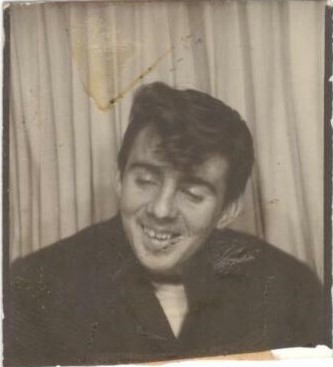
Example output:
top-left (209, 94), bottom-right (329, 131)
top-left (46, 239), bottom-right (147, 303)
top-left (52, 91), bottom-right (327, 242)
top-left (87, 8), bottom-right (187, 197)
top-left (216, 196), bottom-right (243, 229)
top-left (113, 168), bottom-right (122, 198)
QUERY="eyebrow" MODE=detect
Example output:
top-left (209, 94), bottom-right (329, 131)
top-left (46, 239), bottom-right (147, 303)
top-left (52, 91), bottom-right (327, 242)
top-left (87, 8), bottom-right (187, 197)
top-left (127, 161), bottom-right (161, 176)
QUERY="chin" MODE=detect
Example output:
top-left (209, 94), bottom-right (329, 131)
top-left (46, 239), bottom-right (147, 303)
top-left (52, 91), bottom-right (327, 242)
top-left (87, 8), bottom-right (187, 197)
top-left (124, 217), bottom-right (206, 276)
top-left (134, 243), bottom-right (181, 273)
top-left (136, 237), bottom-right (202, 277)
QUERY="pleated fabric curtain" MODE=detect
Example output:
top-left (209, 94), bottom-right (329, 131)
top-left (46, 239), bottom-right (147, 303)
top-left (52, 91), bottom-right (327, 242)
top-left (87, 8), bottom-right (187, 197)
top-left (9, 1), bottom-right (325, 280)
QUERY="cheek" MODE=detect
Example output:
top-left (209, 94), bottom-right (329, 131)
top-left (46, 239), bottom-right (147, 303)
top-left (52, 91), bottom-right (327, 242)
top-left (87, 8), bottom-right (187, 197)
top-left (180, 200), bottom-right (221, 234)
top-left (120, 179), bottom-right (152, 213)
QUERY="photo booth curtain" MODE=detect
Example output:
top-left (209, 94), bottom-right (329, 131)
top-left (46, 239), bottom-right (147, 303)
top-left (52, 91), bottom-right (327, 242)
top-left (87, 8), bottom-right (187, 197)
top-left (9, 0), bottom-right (325, 280)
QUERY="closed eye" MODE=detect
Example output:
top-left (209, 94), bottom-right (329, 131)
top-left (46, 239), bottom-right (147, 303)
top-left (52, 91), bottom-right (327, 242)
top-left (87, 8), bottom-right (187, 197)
top-left (135, 176), bottom-right (158, 187)
top-left (182, 189), bottom-right (204, 203)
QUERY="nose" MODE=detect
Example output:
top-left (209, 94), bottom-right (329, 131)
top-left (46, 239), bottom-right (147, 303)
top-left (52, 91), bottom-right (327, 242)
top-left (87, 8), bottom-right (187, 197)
top-left (146, 184), bottom-right (178, 221)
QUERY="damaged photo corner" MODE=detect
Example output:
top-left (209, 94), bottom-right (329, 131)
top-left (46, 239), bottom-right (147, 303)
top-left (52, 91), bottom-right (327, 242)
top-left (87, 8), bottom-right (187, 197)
top-left (1, 0), bottom-right (333, 366)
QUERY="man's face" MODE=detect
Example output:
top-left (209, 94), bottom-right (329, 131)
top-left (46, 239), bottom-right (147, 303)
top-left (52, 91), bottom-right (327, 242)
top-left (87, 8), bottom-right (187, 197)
top-left (118, 127), bottom-right (230, 276)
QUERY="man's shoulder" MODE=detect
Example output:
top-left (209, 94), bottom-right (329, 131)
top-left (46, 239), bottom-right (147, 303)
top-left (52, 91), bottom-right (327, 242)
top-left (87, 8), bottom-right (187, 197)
top-left (10, 215), bottom-right (126, 283)
top-left (204, 228), bottom-right (325, 348)
top-left (208, 227), bottom-right (324, 313)
top-left (208, 228), bottom-right (320, 283)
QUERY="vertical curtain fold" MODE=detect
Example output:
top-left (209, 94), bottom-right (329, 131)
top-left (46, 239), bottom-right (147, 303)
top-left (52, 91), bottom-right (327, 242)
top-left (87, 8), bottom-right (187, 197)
top-left (236, 0), bottom-right (266, 238)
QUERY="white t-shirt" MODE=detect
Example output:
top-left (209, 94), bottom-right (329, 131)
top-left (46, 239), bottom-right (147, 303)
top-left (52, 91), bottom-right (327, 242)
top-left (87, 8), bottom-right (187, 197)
top-left (153, 282), bottom-right (189, 338)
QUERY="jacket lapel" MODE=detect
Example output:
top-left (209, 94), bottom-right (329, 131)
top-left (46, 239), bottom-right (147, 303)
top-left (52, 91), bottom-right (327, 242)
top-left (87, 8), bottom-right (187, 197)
top-left (86, 218), bottom-right (179, 357)
top-left (101, 217), bottom-right (178, 351)
top-left (179, 230), bottom-right (265, 352)
top-left (114, 258), bottom-right (178, 351)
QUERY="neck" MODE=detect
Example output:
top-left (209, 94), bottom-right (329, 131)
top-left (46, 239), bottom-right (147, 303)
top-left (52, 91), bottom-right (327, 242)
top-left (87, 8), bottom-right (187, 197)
top-left (147, 272), bottom-right (183, 285)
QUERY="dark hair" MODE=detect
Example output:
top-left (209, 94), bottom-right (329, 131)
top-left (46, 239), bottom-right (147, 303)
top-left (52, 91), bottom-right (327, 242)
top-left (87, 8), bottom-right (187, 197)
top-left (118, 82), bottom-right (254, 206)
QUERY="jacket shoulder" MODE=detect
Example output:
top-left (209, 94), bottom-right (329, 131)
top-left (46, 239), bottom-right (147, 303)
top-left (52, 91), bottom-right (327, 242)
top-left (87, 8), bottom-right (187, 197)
top-left (209, 228), bottom-right (320, 281)
top-left (207, 228), bottom-right (325, 347)
top-left (10, 216), bottom-right (125, 287)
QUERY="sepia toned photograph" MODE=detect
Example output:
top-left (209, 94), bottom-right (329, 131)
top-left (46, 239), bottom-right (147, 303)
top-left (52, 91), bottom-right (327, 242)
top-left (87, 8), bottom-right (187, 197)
top-left (2, 0), bottom-right (332, 365)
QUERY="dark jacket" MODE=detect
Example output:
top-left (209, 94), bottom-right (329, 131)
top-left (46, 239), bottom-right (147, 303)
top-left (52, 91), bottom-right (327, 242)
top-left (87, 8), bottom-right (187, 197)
top-left (4, 215), bottom-right (325, 366)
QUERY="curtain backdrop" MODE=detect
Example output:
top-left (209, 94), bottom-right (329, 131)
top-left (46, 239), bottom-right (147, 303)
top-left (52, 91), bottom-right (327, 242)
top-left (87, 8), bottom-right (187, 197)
top-left (9, 0), bottom-right (325, 280)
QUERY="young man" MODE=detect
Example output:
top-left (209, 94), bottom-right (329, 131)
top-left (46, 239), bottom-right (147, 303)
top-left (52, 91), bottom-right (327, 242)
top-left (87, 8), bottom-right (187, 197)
top-left (5, 83), bottom-right (325, 366)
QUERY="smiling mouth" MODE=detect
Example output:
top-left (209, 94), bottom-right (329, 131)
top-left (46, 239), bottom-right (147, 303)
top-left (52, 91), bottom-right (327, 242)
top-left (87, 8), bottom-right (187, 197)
top-left (140, 224), bottom-right (184, 251)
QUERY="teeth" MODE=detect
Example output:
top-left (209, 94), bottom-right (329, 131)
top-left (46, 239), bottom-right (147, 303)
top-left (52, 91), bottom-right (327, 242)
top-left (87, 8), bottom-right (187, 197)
top-left (143, 226), bottom-right (173, 241)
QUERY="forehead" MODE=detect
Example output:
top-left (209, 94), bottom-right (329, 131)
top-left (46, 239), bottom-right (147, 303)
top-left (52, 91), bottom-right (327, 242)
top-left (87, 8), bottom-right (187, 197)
top-left (125, 127), bottom-right (229, 183)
